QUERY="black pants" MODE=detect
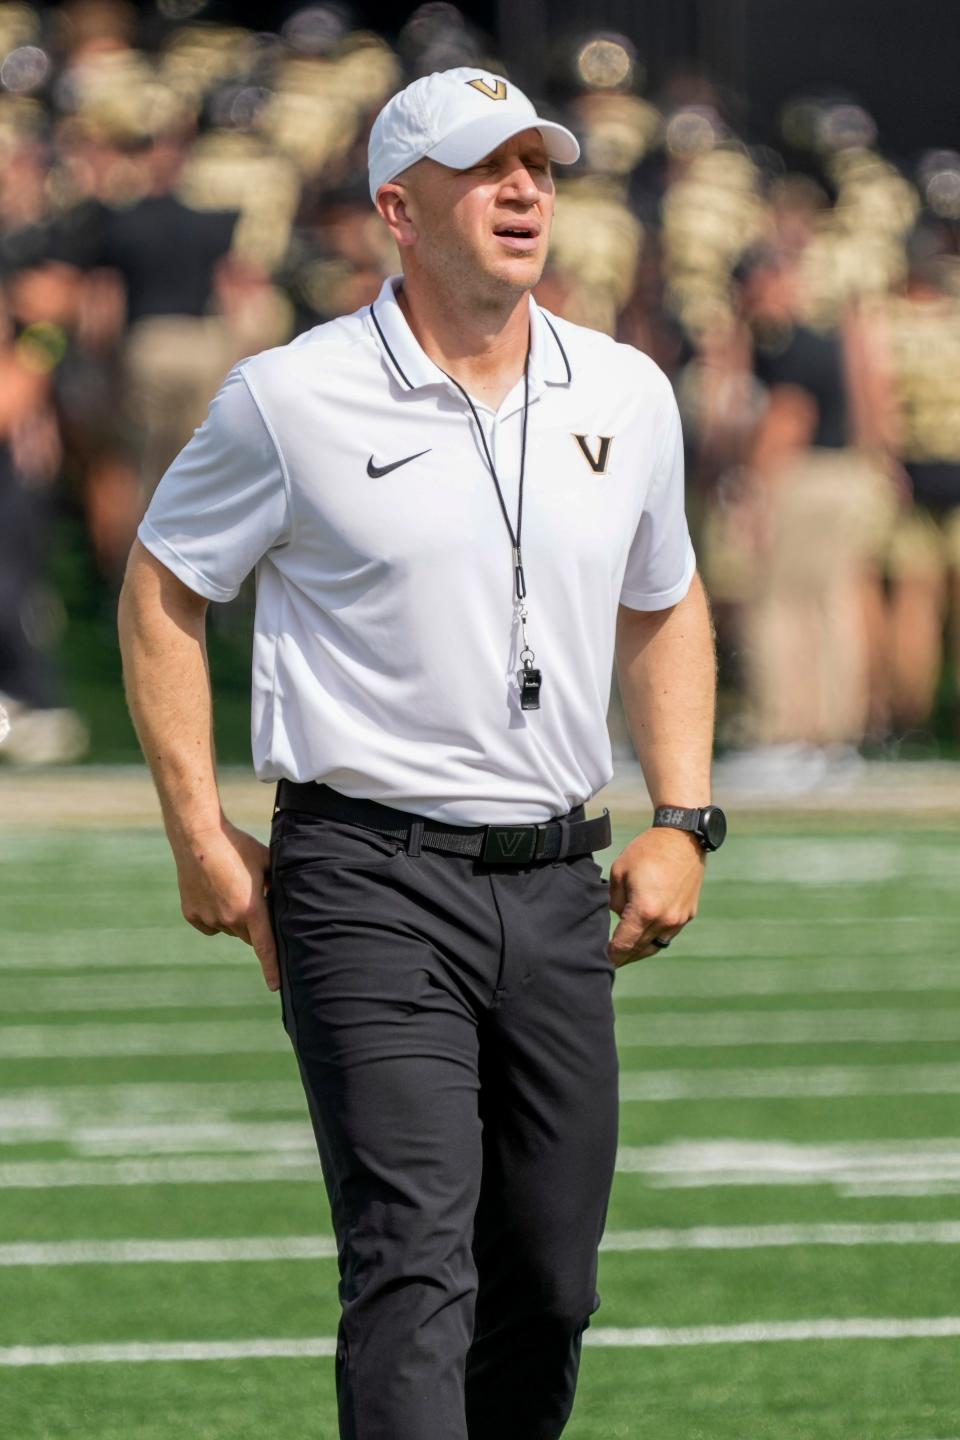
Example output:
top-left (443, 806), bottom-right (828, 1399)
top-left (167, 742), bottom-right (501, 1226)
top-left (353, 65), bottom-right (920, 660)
top-left (0, 442), bottom-right (59, 710)
top-left (270, 805), bottom-right (619, 1440)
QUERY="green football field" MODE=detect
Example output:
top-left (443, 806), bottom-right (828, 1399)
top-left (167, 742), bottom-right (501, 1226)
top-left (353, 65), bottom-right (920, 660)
top-left (2, 807), bottom-right (959, 1439)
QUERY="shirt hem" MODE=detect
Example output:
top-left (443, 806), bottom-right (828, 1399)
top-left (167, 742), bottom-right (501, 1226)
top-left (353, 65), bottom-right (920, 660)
top-left (137, 521), bottom-right (238, 603)
top-left (619, 549), bottom-right (697, 612)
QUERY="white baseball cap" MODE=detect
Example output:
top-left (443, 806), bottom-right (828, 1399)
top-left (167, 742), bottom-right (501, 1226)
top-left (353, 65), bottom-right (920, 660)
top-left (368, 67), bottom-right (580, 204)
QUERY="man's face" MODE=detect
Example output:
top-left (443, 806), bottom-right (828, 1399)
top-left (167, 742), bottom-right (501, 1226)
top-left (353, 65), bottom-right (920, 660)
top-left (392, 128), bottom-right (556, 301)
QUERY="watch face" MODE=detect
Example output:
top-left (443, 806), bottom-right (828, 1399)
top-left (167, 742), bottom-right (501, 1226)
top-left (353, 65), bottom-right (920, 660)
top-left (701, 806), bottom-right (727, 850)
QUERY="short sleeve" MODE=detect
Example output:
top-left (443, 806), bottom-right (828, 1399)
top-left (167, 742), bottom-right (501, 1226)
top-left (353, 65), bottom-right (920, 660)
top-left (137, 365), bottom-right (291, 603)
top-left (619, 384), bottom-right (696, 611)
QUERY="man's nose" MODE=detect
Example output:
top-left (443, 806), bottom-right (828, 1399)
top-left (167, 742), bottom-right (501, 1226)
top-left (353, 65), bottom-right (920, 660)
top-left (501, 165), bottom-right (541, 202)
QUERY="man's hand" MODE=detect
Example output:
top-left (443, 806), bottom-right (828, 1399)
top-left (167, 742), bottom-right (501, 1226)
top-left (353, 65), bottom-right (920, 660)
top-left (607, 827), bottom-right (705, 968)
top-left (173, 818), bottom-right (279, 991)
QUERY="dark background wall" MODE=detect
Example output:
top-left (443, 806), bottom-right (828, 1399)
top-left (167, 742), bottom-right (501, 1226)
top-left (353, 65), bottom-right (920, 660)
top-left (225, 0), bottom-right (958, 155)
top-left (720, 0), bottom-right (960, 157)
top-left (493, 0), bottom-right (960, 157)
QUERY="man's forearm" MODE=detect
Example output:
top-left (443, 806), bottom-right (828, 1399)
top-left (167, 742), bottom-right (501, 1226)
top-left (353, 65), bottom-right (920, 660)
top-left (117, 541), bottom-right (222, 849)
top-left (614, 573), bottom-right (716, 807)
top-left (118, 541), bottom-right (278, 988)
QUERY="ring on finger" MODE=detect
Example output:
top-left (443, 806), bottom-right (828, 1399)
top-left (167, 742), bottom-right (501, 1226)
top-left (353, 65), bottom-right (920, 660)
top-left (651, 936), bottom-right (672, 949)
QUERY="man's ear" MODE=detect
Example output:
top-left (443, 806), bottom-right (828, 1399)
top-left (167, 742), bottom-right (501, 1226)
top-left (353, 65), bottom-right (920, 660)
top-left (376, 184), bottom-right (417, 248)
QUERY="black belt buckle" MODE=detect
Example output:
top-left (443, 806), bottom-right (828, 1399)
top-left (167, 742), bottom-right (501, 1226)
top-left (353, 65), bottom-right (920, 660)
top-left (482, 824), bottom-right (538, 863)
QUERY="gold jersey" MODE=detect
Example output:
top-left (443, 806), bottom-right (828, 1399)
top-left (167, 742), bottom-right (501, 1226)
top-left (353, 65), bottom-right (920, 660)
top-left (885, 294), bottom-right (960, 463)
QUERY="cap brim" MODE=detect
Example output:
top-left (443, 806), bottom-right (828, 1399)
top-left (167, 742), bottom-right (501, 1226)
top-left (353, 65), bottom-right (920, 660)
top-left (426, 113), bottom-right (580, 171)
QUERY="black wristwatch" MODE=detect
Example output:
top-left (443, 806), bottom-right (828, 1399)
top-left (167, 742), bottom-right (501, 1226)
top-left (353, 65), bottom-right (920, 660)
top-left (653, 804), bottom-right (727, 852)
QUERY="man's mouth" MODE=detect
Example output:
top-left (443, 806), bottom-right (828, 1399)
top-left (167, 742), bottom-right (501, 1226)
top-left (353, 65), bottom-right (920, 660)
top-left (493, 222), bottom-right (541, 252)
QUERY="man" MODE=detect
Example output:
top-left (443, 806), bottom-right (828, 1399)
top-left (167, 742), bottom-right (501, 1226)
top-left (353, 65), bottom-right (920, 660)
top-left (882, 222), bottom-right (960, 734)
top-left (118, 68), bottom-right (722, 1440)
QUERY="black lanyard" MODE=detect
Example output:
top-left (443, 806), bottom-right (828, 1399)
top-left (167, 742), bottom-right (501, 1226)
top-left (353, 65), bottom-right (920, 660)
top-left (440, 360), bottom-right (542, 709)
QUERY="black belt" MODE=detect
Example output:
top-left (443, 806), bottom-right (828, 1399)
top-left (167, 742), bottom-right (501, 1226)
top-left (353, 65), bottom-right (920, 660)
top-left (274, 781), bottom-right (611, 864)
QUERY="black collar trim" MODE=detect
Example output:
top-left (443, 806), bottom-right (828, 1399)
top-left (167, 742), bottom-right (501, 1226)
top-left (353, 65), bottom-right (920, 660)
top-left (371, 298), bottom-right (573, 390)
top-left (542, 313), bottom-right (573, 383)
top-left (369, 301), bottom-right (413, 391)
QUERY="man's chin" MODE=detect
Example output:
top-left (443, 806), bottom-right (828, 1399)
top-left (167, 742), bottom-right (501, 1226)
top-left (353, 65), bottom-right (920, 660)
top-left (485, 252), bottom-right (546, 294)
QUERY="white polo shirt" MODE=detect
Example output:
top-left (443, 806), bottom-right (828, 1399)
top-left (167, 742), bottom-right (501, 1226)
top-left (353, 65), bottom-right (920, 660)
top-left (138, 275), bottom-right (696, 823)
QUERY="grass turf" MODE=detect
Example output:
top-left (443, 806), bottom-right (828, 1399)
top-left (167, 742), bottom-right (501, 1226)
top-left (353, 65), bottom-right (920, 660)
top-left (0, 814), bottom-right (958, 1438)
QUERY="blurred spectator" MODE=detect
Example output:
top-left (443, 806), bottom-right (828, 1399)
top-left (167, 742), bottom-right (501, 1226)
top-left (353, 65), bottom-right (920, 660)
top-left (54, 119), bottom-right (281, 507)
top-left (0, 1), bottom-right (957, 767)
top-left (882, 221), bottom-right (960, 737)
top-left (718, 244), bottom-right (900, 787)
top-left (0, 277), bottom-right (87, 762)
top-left (278, 178), bottom-right (396, 333)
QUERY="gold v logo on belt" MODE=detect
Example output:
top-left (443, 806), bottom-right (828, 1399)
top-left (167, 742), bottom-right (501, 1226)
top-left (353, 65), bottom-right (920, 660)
top-left (482, 826), bottom-right (538, 862)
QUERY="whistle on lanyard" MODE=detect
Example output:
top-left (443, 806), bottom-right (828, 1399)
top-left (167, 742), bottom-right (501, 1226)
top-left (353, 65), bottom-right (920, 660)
top-left (517, 655), bottom-right (542, 711)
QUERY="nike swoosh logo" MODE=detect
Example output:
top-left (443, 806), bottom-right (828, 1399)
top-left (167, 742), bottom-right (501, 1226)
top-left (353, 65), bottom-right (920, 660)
top-left (367, 449), bottom-right (431, 478)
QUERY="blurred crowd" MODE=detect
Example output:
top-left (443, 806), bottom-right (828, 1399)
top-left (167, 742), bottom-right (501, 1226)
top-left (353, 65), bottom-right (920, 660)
top-left (1, 0), bottom-right (959, 784)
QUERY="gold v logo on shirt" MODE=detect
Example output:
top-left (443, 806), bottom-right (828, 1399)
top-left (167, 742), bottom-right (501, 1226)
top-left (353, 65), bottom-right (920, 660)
top-left (467, 78), bottom-right (508, 101)
top-left (572, 434), bottom-right (613, 474)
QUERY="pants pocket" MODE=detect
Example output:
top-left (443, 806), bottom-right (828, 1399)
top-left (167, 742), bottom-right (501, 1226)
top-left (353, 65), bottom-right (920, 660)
top-left (267, 879), bottom-right (296, 1041)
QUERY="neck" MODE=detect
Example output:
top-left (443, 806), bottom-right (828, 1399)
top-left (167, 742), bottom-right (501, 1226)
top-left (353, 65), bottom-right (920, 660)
top-left (396, 270), bottom-right (530, 410)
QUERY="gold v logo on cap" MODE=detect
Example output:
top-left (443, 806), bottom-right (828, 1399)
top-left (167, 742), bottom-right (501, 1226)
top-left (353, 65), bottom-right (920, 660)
top-left (572, 434), bottom-right (614, 474)
top-left (467, 78), bottom-right (508, 101)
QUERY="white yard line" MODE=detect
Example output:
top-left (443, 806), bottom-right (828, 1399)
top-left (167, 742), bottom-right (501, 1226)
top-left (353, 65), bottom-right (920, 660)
top-left (842, 1181), bottom-right (960, 1198)
top-left (616, 1138), bottom-right (960, 1196)
top-left (6, 1137), bottom-right (960, 1192)
top-left (0, 1236), bottom-right (341, 1265)
top-left (584, 1317), bottom-right (960, 1347)
top-left (618, 1063), bottom-right (960, 1101)
top-left (0, 978), bottom-right (267, 1013)
top-left (4, 1222), bottom-right (960, 1268)
top-left (0, 1337), bottom-right (338, 1366)
top-left (3, 1006), bottom-right (960, 1060)
top-left (1, 914), bottom-right (954, 974)
top-left (6, 1063), bottom-right (960, 1143)
top-left (0, 939), bottom-right (245, 972)
top-left (4, 1317), bottom-right (960, 1366)
top-left (66, 1120), bottom-right (311, 1157)
top-left (693, 838), bottom-right (958, 886)
top-left (602, 1222), bottom-right (960, 1251)
top-left (0, 1118), bottom-right (307, 1148)
top-left (616, 958), bottom-right (960, 998)
top-left (706, 915), bottom-right (952, 928)
top-left (0, 1155), bottom-right (321, 1189)
top-left (0, 1081), bottom-right (303, 1122)
top-left (0, 1021), bottom-right (284, 1059)
top-left (4, 958), bottom-right (960, 1011)
top-left (615, 1009), bottom-right (960, 1048)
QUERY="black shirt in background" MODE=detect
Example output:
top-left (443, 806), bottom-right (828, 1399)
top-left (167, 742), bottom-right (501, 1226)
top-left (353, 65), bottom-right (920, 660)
top-left (753, 324), bottom-right (849, 449)
top-left (52, 194), bottom-right (239, 325)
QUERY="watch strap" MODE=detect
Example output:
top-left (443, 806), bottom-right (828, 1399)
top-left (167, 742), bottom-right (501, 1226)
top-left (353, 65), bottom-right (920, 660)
top-left (653, 805), bottom-right (702, 835)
